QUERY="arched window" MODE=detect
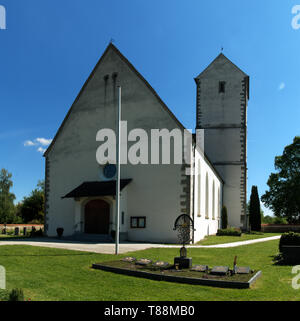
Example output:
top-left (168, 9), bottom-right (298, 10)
top-left (197, 160), bottom-right (201, 217)
top-left (205, 173), bottom-right (209, 219)
top-left (212, 181), bottom-right (215, 220)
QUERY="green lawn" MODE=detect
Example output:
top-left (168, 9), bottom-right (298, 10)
top-left (0, 240), bottom-right (299, 301)
top-left (196, 233), bottom-right (281, 245)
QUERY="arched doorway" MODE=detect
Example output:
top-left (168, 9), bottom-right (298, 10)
top-left (84, 199), bottom-right (110, 234)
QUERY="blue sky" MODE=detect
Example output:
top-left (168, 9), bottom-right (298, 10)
top-left (0, 1), bottom-right (299, 216)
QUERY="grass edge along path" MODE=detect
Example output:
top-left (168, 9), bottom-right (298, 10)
top-left (195, 233), bottom-right (281, 246)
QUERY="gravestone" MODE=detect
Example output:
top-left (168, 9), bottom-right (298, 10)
top-left (234, 266), bottom-right (251, 274)
top-left (211, 266), bottom-right (229, 275)
top-left (174, 257), bottom-right (192, 268)
top-left (190, 265), bottom-right (209, 272)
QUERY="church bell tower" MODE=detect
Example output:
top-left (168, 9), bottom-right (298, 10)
top-left (195, 53), bottom-right (249, 228)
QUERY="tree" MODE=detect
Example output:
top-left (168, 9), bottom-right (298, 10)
top-left (19, 180), bottom-right (45, 223)
top-left (263, 215), bottom-right (274, 224)
top-left (248, 200), bottom-right (264, 223)
top-left (221, 206), bottom-right (228, 229)
top-left (261, 136), bottom-right (300, 223)
top-left (249, 185), bottom-right (261, 231)
top-left (0, 168), bottom-right (16, 223)
top-left (14, 202), bottom-right (24, 223)
top-left (273, 216), bottom-right (288, 225)
top-left (36, 179), bottom-right (45, 193)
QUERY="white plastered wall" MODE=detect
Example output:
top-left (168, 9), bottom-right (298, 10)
top-left (193, 147), bottom-right (222, 242)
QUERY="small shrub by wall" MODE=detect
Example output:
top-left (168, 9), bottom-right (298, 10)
top-left (217, 227), bottom-right (242, 237)
top-left (221, 206), bottom-right (228, 229)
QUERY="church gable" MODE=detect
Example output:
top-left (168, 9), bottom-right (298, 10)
top-left (44, 43), bottom-right (185, 159)
top-left (195, 53), bottom-right (248, 80)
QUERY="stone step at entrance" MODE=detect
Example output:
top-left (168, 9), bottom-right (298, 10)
top-left (65, 233), bottom-right (113, 243)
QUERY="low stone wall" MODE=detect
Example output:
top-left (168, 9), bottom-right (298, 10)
top-left (0, 224), bottom-right (44, 235)
top-left (261, 224), bottom-right (300, 233)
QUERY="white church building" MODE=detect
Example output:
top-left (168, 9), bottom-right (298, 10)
top-left (43, 43), bottom-right (249, 243)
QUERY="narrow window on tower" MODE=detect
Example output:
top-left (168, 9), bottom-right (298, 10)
top-left (219, 81), bottom-right (226, 93)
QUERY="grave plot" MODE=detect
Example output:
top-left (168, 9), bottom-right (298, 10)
top-left (92, 259), bottom-right (261, 289)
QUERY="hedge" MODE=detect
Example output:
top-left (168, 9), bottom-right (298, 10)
top-left (216, 228), bottom-right (242, 237)
top-left (279, 232), bottom-right (300, 252)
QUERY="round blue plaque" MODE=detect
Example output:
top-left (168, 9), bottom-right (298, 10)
top-left (103, 164), bottom-right (116, 178)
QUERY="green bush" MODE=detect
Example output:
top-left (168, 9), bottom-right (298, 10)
top-left (217, 227), bottom-right (242, 237)
top-left (274, 217), bottom-right (288, 225)
top-left (248, 231), bottom-right (264, 235)
top-left (0, 289), bottom-right (9, 301)
top-left (8, 288), bottom-right (24, 301)
top-left (28, 227), bottom-right (44, 237)
top-left (6, 229), bottom-right (14, 235)
top-left (221, 206), bottom-right (228, 229)
top-left (28, 220), bottom-right (42, 225)
top-left (279, 232), bottom-right (300, 252)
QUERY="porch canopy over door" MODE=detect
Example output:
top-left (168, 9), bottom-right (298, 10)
top-left (61, 179), bottom-right (132, 199)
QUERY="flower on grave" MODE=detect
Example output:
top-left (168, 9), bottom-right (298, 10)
top-left (122, 256), bottom-right (136, 262)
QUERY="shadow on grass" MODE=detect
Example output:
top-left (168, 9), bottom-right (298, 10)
top-left (270, 254), bottom-right (296, 266)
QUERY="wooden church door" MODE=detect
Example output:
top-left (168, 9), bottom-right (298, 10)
top-left (84, 199), bottom-right (110, 234)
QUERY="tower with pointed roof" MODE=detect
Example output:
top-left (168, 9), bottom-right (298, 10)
top-left (195, 53), bottom-right (249, 229)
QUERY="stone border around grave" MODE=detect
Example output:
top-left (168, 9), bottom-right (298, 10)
top-left (92, 263), bottom-right (262, 289)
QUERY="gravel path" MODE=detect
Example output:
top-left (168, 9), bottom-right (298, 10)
top-left (0, 235), bottom-right (281, 254)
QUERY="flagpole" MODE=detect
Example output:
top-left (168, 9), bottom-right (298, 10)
top-left (115, 86), bottom-right (121, 255)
